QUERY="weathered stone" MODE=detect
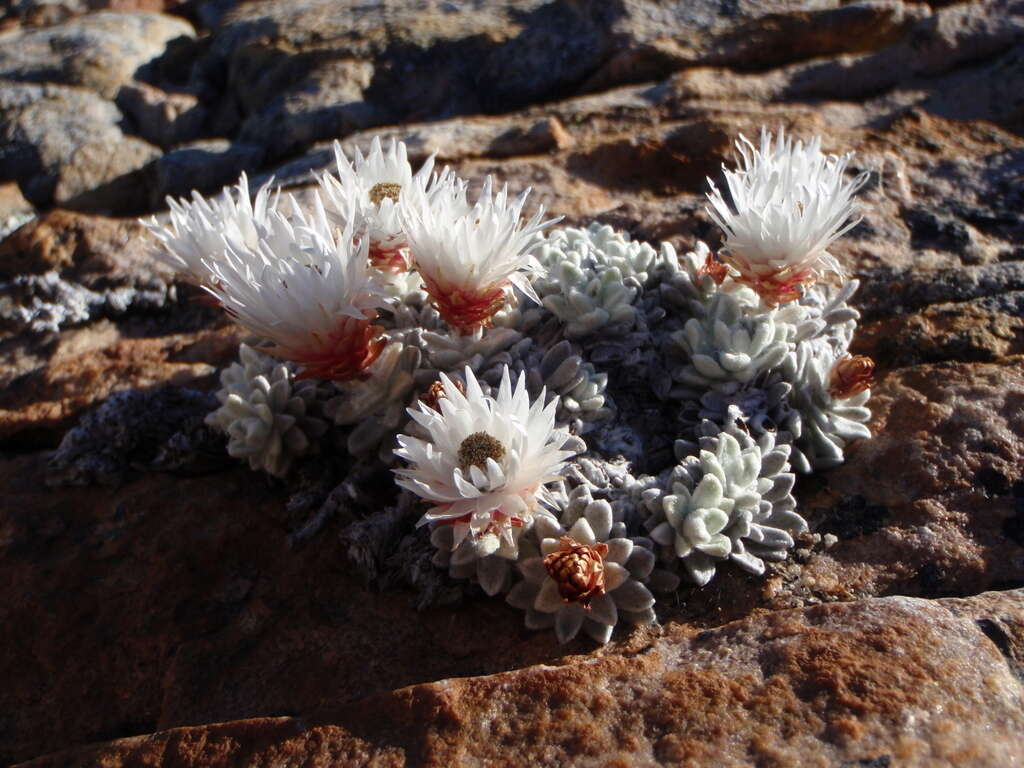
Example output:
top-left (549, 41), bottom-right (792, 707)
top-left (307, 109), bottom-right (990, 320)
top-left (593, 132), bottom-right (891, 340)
top-left (2, 0), bottom-right (186, 29)
top-left (0, 209), bottom-right (168, 285)
top-left (0, 182), bottom-right (34, 238)
top-left (0, 321), bottom-right (241, 447)
top-left (264, 115), bottom-right (574, 189)
top-left (19, 592), bottom-right (1024, 767)
top-left (116, 80), bottom-right (207, 148)
top-left (148, 139), bottom-right (264, 204)
top-left (0, 81), bottom-right (161, 209)
top-left (0, 11), bottom-right (195, 98)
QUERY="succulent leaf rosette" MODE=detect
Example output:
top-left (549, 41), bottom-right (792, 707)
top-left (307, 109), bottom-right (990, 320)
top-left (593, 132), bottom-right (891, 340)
top-left (507, 503), bottom-right (657, 644)
top-left (145, 127), bottom-right (877, 645)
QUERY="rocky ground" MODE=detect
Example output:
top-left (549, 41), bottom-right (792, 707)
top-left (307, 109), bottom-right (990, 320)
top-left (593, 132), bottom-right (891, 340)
top-left (1, 0), bottom-right (1024, 765)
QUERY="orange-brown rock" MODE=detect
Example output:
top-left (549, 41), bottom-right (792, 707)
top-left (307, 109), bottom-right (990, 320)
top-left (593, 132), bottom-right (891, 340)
top-left (21, 591), bottom-right (1024, 767)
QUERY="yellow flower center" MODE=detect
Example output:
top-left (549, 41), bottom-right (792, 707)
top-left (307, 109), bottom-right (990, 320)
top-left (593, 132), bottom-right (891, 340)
top-left (368, 182), bottom-right (401, 206)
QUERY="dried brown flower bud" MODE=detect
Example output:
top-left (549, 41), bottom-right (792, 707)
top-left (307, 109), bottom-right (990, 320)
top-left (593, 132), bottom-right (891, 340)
top-left (420, 379), bottom-right (466, 412)
top-left (828, 355), bottom-right (875, 399)
top-left (697, 252), bottom-right (729, 285)
top-left (543, 536), bottom-right (609, 607)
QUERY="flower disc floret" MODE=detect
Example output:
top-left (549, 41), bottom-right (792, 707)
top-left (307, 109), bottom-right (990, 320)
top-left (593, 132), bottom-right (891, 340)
top-left (319, 136), bottom-right (436, 272)
top-left (394, 365), bottom-right (577, 553)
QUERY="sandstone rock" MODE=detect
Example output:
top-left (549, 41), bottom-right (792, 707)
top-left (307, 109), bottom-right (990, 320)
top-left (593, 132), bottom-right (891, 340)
top-left (3, 1), bottom-right (186, 29)
top-left (264, 115), bottom-right (575, 189)
top-left (0, 210), bottom-right (178, 338)
top-left (582, 0), bottom-right (929, 92)
top-left (0, 11), bottom-right (195, 98)
top-left (0, 81), bottom-right (162, 209)
top-left (116, 80), bottom-right (207, 148)
top-left (201, 0), bottom-right (625, 155)
top-left (0, 182), bottom-right (34, 239)
top-left (0, 321), bottom-right (241, 447)
top-left (148, 138), bottom-right (264, 204)
top-left (19, 591), bottom-right (1024, 767)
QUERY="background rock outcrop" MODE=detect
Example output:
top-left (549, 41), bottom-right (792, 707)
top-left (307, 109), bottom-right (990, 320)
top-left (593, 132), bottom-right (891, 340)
top-left (1, 0), bottom-right (1023, 764)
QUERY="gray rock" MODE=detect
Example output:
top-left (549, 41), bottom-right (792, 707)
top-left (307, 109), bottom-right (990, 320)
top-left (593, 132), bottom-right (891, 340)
top-left (0, 269), bottom-right (171, 336)
top-left (201, 0), bottom-right (619, 157)
top-left (262, 115), bottom-right (572, 189)
top-left (2, 0), bottom-right (89, 27)
top-left (0, 81), bottom-right (162, 209)
top-left (148, 138), bottom-right (264, 205)
top-left (236, 57), bottom-right (382, 155)
top-left (116, 80), bottom-right (207, 148)
top-left (782, 0), bottom-right (1024, 100)
top-left (0, 11), bottom-right (195, 99)
top-left (0, 182), bottom-right (34, 239)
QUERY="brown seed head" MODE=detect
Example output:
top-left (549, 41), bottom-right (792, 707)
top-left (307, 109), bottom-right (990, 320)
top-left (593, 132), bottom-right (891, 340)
top-left (828, 355), bottom-right (875, 399)
top-left (544, 536), bottom-right (609, 607)
top-left (457, 431), bottom-right (506, 472)
top-left (368, 182), bottom-right (402, 206)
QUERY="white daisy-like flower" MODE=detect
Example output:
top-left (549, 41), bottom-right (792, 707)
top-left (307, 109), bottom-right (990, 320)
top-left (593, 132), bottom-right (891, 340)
top-left (143, 173), bottom-right (277, 286)
top-left (403, 175), bottom-right (557, 332)
top-left (706, 128), bottom-right (868, 306)
top-left (319, 137), bottom-right (436, 273)
top-left (203, 194), bottom-right (389, 382)
top-left (394, 365), bottom-right (577, 556)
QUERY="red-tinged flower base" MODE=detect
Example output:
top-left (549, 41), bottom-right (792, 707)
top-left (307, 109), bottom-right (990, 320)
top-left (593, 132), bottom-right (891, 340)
top-left (369, 242), bottom-right (409, 273)
top-left (283, 315), bottom-right (386, 382)
top-left (420, 274), bottom-right (507, 333)
top-left (731, 266), bottom-right (816, 307)
top-left (828, 354), bottom-right (875, 399)
top-left (696, 252), bottom-right (729, 285)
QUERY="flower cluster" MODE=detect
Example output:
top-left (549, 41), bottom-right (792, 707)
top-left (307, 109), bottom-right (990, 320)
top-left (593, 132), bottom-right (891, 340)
top-left (145, 127), bottom-right (876, 646)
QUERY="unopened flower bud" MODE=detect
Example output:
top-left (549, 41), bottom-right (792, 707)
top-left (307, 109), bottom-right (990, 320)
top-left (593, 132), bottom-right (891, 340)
top-left (828, 355), bottom-right (875, 399)
top-left (544, 536), bottom-right (609, 607)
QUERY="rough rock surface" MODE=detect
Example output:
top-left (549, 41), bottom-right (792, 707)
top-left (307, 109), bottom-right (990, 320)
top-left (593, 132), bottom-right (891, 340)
top-left (0, 11), bottom-right (194, 97)
top-left (2, 0), bottom-right (1024, 764)
top-left (21, 591), bottom-right (1024, 767)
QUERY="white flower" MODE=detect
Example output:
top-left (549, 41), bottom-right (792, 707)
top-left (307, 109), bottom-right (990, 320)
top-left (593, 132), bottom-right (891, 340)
top-left (403, 175), bottom-right (557, 331)
top-left (706, 128), bottom-right (868, 306)
top-left (202, 194), bottom-right (389, 381)
top-left (394, 365), bottom-right (577, 555)
top-left (319, 137), bottom-right (435, 272)
top-left (143, 173), bottom-right (277, 285)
